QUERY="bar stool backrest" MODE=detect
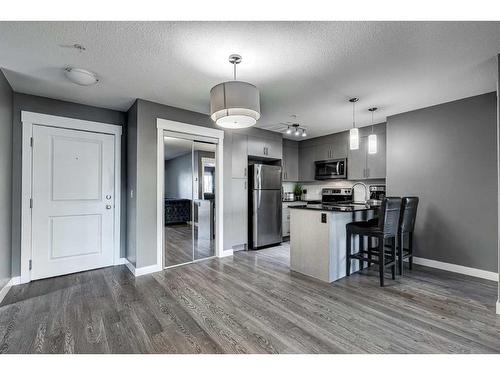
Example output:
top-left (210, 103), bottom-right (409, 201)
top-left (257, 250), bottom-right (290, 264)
top-left (400, 197), bottom-right (419, 233)
top-left (377, 197), bottom-right (402, 237)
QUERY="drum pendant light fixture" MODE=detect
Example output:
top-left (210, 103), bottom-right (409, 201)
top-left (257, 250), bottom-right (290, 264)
top-left (349, 98), bottom-right (359, 150)
top-left (368, 107), bottom-right (378, 154)
top-left (210, 54), bottom-right (261, 129)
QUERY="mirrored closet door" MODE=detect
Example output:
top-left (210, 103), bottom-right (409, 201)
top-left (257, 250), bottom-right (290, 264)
top-left (163, 132), bottom-right (216, 268)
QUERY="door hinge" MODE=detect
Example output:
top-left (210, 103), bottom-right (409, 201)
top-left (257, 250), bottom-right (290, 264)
top-left (30, 137), bottom-right (33, 147)
top-left (30, 198), bottom-right (33, 208)
top-left (29, 259), bottom-right (32, 270)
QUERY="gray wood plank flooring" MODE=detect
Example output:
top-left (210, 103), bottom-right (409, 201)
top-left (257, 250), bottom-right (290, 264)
top-left (1, 244), bottom-right (499, 353)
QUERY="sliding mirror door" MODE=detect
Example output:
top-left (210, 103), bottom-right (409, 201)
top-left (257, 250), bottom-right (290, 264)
top-left (193, 141), bottom-right (216, 260)
top-left (164, 136), bottom-right (194, 267)
top-left (163, 133), bottom-right (218, 268)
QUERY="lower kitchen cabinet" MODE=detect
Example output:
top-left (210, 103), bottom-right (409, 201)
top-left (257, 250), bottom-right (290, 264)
top-left (282, 202), bottom-right (306, 237)
top-left (231, 178), bottom-right (248, 247)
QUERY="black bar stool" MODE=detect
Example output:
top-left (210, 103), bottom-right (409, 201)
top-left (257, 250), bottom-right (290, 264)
top-left (346, 197), bottom-right (402, 287)
top-left (396, 197), bottom-right (419, 275)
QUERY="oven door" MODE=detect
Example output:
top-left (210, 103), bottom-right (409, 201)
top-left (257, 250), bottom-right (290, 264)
top-left (315, 159), bottom-right (346, 180)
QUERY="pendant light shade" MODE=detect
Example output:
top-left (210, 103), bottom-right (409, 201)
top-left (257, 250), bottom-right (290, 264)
top-left (368, 133), bottom-right (377, 154)
top-left (349, 98), bottom-right (359, 150)
top-left (210, 54), bottom-right (261, 129)
top-left (349, 128), bottom-right (359, 150)
top-left (368, 107), bottom-right (378, 154)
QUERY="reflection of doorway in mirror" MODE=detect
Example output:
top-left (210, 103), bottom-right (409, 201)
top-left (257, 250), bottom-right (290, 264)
top-left (202, 157), bottom-right (216, 197)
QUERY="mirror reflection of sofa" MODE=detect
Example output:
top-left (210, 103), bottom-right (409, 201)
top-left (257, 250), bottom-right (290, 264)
top-left (165, 198), bottom-right (191, 225)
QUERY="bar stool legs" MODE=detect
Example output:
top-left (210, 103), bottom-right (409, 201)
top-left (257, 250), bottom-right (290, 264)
top-left (359, 235), bottom-right (364, 270)
top-left (398, 233), bottom-right (404, 275)
top-left (346, 230), bottom-right (351, 277)
top-left (378, 239), bottom-right (385, 287)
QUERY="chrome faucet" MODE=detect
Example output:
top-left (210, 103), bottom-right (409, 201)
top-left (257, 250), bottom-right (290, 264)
top-left (351, 182), bottom-right (369, 203)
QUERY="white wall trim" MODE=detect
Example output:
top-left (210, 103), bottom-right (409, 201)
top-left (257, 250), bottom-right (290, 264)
top-left (20, 111), bottom-right (122, 284)
top-left (411, 256), bottom-right (499, 282)
top-left (221, 249), bottom-right (234, 258)
top-left (123, 259), bottom-right (162, 277)
top-left (0, 277), bottom-right (21, 304)
top-left (157, 119), bottom-right (226, 272)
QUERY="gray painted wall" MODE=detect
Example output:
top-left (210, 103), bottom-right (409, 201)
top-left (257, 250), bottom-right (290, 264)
top-left (387, 92), bottom-right (498, 272)
top-left (0, 70), bottom-right (13, 290)
top-left (128, 99), bottom-right (282, 268)
top-left (165, 152), bottom-right (193, 199)
top-left (11, 93), bottom-right (127, 276)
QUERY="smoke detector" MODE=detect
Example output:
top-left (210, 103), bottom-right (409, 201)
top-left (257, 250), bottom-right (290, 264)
top-left (64, 67), bottom-right (99, 86)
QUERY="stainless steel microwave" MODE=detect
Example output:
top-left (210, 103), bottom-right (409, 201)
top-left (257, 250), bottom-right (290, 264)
top-left (314, 158), bottom-right (347, 180)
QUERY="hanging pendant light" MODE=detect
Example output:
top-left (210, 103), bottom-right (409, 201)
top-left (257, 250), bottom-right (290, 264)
top-left (349, 98), bottom-right (359, 150)
top-left (368, 107), bottom-right (378, 154)
top-left (210, 54), bottom-right (261, 129)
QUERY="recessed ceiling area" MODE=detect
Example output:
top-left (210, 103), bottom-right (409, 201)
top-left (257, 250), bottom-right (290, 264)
top-left (1, 21), bottom-right (499, 138)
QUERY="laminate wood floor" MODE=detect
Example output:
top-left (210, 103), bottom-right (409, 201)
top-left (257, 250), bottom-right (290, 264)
top-left (1, 244), bottom-right (499, 353)
top-left (165, 224), bottom-right (214, 266)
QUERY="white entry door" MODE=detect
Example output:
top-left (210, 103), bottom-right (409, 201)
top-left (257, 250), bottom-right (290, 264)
top-left (31, 125), bottom-right (116, 280)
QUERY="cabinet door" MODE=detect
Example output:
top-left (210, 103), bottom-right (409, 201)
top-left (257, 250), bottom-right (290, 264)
top-left (247, 136), bottom-right (266, 157)
top-left (347, 136), bottom-right (367, 180)
top-left (315, 144), bottom-right (331, 161)
top-left (330, 132), bottom-right (348, 159)
top-left (231, 178), bottom-right (248, 247)
top-left (366, 132), bottom-right (386, 179)
top-left (266, 138), bottom-right (283, 159)
top-left (299, 146), bottom-right (316, 181)
top-left (231, 134), bottom-right (248, 179)
top-left (283, 145), bottom-right (299, 181)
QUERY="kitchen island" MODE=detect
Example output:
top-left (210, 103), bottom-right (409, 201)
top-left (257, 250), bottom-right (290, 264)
top-left (289, 204), bottom-right (379, 283)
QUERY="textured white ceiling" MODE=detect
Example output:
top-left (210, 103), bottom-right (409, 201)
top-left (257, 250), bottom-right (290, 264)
top-left (1, 21), bottom-right (499, 139)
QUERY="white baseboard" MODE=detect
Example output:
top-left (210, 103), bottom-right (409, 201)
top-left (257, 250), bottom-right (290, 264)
top-left (123, 259), bottom-right (162, 277)
top-left (0, 276), bottom-right (21, 304)
top-left (496, 301), bottom-right (500, 315)
top-left (116, 257), bottom-right (128, 265)
top-left (411, 256), bottom-right (499, 282)
top-left (219, 249), bottom-right (234, 258)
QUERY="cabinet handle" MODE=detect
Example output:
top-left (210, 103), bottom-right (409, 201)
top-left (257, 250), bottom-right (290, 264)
top-left (244, 167), bottom-right (246, 177)
top-left (244, 180), bottom-right (247, 189)
top-left (366, 168), bottom-right (370, 178)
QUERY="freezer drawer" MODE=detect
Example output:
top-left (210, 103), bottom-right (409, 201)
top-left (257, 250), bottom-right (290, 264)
top-left (251, 189), bottom-right (282, 248)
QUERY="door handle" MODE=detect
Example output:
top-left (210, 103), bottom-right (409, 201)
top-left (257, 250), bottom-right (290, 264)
top-left (106, 205), bottom-right (112, 209)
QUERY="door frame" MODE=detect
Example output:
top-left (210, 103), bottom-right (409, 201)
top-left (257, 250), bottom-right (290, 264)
top-left (20, 111), bottom-right (122, 284)
top-left (157, 119), bottom-right (226, 271)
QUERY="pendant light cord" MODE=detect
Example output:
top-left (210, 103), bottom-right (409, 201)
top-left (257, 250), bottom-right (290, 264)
top-left (371, 110), bottom-right (374, 133)
top-left (233, 63), bottom-right (237, 80)
top-left (352, 101), bottom-right (356, 129)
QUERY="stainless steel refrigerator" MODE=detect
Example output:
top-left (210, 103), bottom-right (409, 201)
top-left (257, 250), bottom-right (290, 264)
top-left (249, 164), bottom-right (282, 249)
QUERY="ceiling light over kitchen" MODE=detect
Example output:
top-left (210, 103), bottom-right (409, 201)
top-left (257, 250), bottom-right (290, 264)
top-left (301, 129), bottom-right (307, 137)
top-left (286, 126), bottom-right (292, 135)
top-left (349, 97), bottom-right (359, 150)
top-left (368, 107), bottom-right (378, 154)
top-left (64, 67), bottom-right (99, 86)
top-left (210, 54), bottom-right (261, 129)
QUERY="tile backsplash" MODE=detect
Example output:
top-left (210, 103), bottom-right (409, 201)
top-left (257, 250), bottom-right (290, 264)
top-left (283, 179), bottom-right (386, 202)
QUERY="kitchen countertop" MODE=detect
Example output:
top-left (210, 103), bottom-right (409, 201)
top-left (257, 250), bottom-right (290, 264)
top-left (290, 203), bottom-right (380, 212)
